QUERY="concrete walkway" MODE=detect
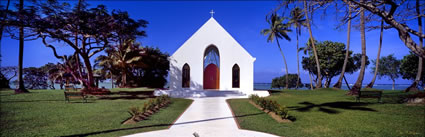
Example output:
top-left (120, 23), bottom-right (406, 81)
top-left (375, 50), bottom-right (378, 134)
top-left (124, 97), bottom-right (277, 137)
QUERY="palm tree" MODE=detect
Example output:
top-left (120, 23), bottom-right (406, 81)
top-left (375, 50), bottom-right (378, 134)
top-left (366, 19), bottom-right (384, 88)
top-left (96, 39), bottom-right (144, 87)
top-left (350, 0), bottom-right (367, 95)
top-left (261, 13), bottom-right (292, 89)
top-left (405, 0), bottom-right (423, 92)
top-left (48, 55), bottom-right (81, 89)
top-left (333, 6), bottom-right (352, 89)
top-left (15, 0), bottom-right (29, 93)
top-left (303, 0), bottom-right (322, 88)
top-left (288, 7), bottom-right (306, 90)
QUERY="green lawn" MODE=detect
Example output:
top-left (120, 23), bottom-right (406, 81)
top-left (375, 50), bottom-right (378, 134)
top-left (0, 89), bottom-right (192, 137)
top-left (228, 88), bottom-right (425, 137)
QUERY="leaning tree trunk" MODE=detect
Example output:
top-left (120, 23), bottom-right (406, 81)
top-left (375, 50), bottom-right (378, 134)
top-left (81, 53), bottom-right (95, 88)
top-left (308, 71), bottom-right (314, 89)
top-left (350, 1), bottom-right (367, 95)
top-left (304, 0), bottom-right (322, 88)
top-left (405, 0), bottom-right (423, 92)
top-left (15, 0), bottom-right (28, 93)
top-left (296, 31), bottom-right (300, 89)
top-left (366, 19), bottom-right (384, 88)
top-left (276, 37), bottom-right (289, 89)
top-left (334, 6), bottom-right (352, 89)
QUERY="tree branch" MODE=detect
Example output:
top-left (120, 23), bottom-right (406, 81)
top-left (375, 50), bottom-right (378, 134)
top-left (41, 35), bottom-right (66, 60)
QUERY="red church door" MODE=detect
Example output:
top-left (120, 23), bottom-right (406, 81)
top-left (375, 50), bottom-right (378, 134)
top-left (203, 64), bottom-right (219, 89)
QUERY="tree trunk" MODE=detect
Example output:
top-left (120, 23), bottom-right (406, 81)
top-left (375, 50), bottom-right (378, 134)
top-left (296, 31), bottom-right (300, 89)
top-left (392, 79), bottom-right (395, 90)
top-left (276, 37), bottom-right (289, 89)
top-left (122, 71), bottom-right (127, 87)
top-left (405, 0), bottom-right (423, 92)
top-left (366, 19), bottom-right (384, 89)
top-left (325, 77), bottom-right (331, 88)
top-left (343, 75), bottom-right (351, 90)
top-left (350, 1), bottom-right (366, 95)
top-left (81, 54), bottom-right (95, 88)
top-left (111, 71), bottom-right (114, 89)
top-left (334, 6), bottom-right (351, 89)
top-left (15, 0), bottom-right (28, 93)
top-left (50, 81), bottom-right (55, 89)
top-left (308, 71), bottom-right (313, 90)
top-left (327, 78), bottom-right (332, 88)
top-left (304, 0), bottom-right (322, 88)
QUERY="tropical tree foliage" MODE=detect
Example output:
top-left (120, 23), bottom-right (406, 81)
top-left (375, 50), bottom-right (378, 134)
top-left (261, 13), bottom-right (292, 89)
top-left (0, 66), bottom-right (17, 89)
top-left (133, 47), bottom-right (169, 88)
top-left (271, 74), bottom-right (303, 89)
top-left (96, 44), bottom-right (169, 88)
top-left (400, 52), bottom-right (425, 91)
top-left (370, 54), bottom-right (400, 90)
top-left (95, 39), bottom-right (144, 87)
top-left (3, 0), bottom-right (148, 91)
top-left (302, 40), bottom-right (369, 88)
top-left (15, 67), bottom-right (49, 89)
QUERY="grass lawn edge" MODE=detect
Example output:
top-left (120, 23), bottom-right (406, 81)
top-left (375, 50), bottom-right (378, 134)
top-left (123, 98), bottom-right (195, 136)
top-left (226, 99), bottom-right (280, 137)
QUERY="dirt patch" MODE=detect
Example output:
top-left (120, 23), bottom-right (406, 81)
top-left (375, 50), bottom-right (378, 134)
top-left (248, 100), bottom-right (292, 123)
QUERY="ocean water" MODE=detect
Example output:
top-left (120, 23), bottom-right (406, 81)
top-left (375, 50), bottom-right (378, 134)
top-left (8, 82), bottom-right (419, 91)
top-left (254, 83), bottom-right (419, 91)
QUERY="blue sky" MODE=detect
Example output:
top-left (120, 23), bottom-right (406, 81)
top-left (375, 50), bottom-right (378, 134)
top-left (1, 1), bottom-right (418, 84)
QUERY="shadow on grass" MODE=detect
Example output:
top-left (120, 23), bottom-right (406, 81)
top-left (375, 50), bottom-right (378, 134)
top-left (61, 112), bottom-right (263, 137)
top-left (60, 123), bottom-right (171, 137)
top-left (289, 101), bottom-right (377, 114)
top-left (174, 112), bottom-right (263, 126)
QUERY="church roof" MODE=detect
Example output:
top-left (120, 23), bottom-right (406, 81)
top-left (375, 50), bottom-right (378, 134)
top-left (171, 17), bottom-right (255, 60)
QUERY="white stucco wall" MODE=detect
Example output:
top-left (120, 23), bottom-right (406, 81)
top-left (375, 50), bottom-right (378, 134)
top-left (169, 17), bottom-right (255, 93)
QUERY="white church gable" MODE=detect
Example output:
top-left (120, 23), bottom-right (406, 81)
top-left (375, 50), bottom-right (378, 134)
top-left (169, 17), bottom-right (256, 93)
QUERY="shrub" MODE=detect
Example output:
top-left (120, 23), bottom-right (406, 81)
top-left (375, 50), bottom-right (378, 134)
top-left (142, 103), bottom-right (149, 113)
top-left (276, 106), bottom-right (290, 119)
top-left (128, 106), bottom-right (143, 117)
top-left (249, 94), bottom-right (291, 120)
top-left (125, 95), bottom-right (172, 124)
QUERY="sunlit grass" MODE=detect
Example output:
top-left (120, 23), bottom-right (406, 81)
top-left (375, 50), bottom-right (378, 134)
top-left (0, 89), bottom-right (192, 137)
top-left (228, 89), bottom-right (424, 137)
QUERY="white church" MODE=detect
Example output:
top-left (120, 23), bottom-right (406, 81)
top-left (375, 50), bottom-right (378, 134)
top-left (156, 11), bottom-right (269, 97)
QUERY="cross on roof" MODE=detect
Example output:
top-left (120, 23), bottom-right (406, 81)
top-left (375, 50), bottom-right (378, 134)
top-left (210, 10), bottom-right (215, 17)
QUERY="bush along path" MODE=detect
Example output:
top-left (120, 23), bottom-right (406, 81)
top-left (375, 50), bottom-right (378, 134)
top-left (123, 95), bottom-right (171, 124)
top-left (249, 95), bottom-right (293, 122)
